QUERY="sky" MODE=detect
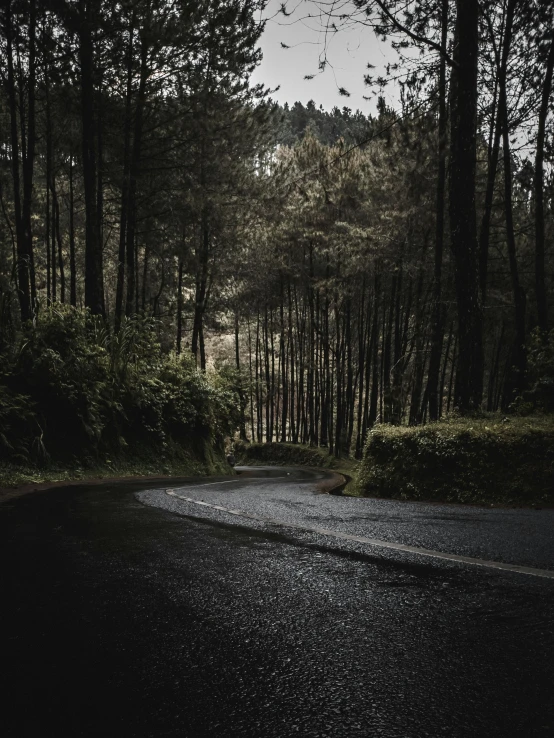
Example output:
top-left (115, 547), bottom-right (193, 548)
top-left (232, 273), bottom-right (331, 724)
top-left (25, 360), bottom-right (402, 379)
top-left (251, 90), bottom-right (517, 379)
top-left (250, 0), bottom-right (400, 115)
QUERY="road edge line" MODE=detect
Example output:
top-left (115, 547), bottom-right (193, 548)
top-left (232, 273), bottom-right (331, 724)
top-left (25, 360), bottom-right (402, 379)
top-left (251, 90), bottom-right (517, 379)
top-left (164, 489), bottom-right (554, 580)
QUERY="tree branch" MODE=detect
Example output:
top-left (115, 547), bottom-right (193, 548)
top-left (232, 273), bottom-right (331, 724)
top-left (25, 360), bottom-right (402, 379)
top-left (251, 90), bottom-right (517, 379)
top-left (368, 0), bottom-right (458, 69)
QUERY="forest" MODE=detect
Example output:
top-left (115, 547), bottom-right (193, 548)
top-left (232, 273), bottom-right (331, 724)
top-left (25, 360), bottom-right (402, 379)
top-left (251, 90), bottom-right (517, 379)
top-left (1, 0), bottom-right (554, 477)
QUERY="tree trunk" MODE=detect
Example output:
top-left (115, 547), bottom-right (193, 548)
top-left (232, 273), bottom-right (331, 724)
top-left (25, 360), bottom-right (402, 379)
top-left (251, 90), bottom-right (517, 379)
top-left (500, 65), bottom-right (527, 401)
top-left (235, 309), bottom-right (248, 442)
top-left (449, 0), bottom-right (482, 412)
top-left (176, 260), bottom-right (184, 353)
top-left (114, 15), bottom-right (134, 328)
top-left (79, 0), bottom-right (104, 316)
top-left (53, 183), bottom-right (65, 303)
top-left (68, 155), bottom-right (77, 306)
top-left (125, 30), bottom-right (149, 317)
top-left (427, 0), bottom-right (448, 420)
top-left (534, 30), bottom-right (554, 334)
top-left (6, 0), bottom-right (35, 321)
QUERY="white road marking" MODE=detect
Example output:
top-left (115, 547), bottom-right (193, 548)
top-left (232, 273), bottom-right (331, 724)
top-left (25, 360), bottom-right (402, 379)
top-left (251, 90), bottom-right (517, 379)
top-left (165, 489), bottom-right (554, 580)
top-left (165, 476), bottom-right (288, 492)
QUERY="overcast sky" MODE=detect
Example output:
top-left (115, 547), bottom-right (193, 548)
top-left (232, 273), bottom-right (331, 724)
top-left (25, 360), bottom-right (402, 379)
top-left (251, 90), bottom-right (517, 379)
top-left (250, 0), bottom-right (400, 114)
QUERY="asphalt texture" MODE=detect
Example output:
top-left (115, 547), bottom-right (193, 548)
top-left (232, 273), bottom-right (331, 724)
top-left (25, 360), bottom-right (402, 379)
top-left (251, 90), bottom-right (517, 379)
top-left (2, 467), bottom-right (554, 738)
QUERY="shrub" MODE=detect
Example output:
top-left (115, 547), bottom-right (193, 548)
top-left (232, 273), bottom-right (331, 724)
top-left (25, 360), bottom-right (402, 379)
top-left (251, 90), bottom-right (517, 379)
top-left (0, 385), bottom-right (41, 462)
top-left (235, 441), bottom-right (336, 468)
top-left (520, 328), bottom-right (554, 413)
top-left (0, 306), bottom-right (240, 469)
top-left (357, 416), bottom-right (554, 504)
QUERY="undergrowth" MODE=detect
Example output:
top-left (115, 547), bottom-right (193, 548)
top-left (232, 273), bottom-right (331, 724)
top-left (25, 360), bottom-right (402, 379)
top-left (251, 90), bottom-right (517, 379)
top-left (0, 306), bottom-right (241, 486)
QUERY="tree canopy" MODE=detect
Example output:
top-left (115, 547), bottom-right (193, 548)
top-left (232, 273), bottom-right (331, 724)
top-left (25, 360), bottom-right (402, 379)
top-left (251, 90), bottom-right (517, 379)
top-left (1, 0), bottom-right (554, 466)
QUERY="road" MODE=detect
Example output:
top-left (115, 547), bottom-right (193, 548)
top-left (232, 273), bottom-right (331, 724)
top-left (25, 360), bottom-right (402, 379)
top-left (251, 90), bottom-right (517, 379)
top-left (1, 467), bottom-right (553, 738)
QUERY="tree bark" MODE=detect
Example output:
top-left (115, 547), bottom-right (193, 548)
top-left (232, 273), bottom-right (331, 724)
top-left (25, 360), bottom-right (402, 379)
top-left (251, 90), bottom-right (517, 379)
top-left (176, 260), bottom-right (184, 353)
top-left (500, 54), bottom-right (527, 401)
top-left (79, 0), bottom-right (104, 316)
top-left (534, 29), bottom-right (554, 334)
top-left (68, 155), bottom-right (77, 306)
top-left (6, 0), bottom-right (36, 321)
top-left (427, 0), bottom-right (448, 420)
top-left (125, 29), bottom-right (149, 317)
top-left (449, 0), bottom-right (483, 412)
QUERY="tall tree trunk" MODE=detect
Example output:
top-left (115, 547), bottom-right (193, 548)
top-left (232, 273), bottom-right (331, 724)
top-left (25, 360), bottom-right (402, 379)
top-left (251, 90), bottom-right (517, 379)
top-left (264, 304), bottom-right (272, 442)
top-left (176, 259), bottom-right (184, 353)
top-left (255, 312), bottom-right (262, 442)
top-left (68, 155), bottom-right (77, 306)
top-left (368, 271), bottom-right (380, 429)
top-left (383, 272), bottom-right (397, 422)
top-left (427, 0), bottom-right (448, 420)
top-left (494, 0), bottom-right (526, 401)
top-left (355, 278), bottom-right (367, 459)
top-left (439, 320), bottom-right (454, 417)
top-left (50, 161), bottom-right (56, 302)
top-left (288, 282), bottom-right (296, 443)
top-left (191, 216), bottom-right (209, 370)
top-left (141, 244), bottom-right (149, 311)
top-left (479, 0), bottom-right (509, 309)
top-left (500, 62), bottom-right (527, 401)
top-left (125, 31), bottom-right (149, 317)
top-left (487, 322), bottom-right (505, 411)
top-left (6, 0), bottom-right (36, 321)
top-left (534, 29), bottom-right (554, 334)
top-left (280, 280), bottom-right (288, 442)
top-left (114, 12), bottom-right (135, 328)
top-left (21, 0), bottom-right (37, 313)
top-left (235, 309), bottom-right (248, 442)
top-left (53, 183), bottom-right (65, 303)
top-left (46, 148), bottom-right (52, 302)
top-left (449, 0), bottom-right (483, 411)
top-left (79, 0), bottom-right (104, 316)
top-left (248, 318), bottom-right (255, 441)
top-left (46, 175), bottom-right (51, 303)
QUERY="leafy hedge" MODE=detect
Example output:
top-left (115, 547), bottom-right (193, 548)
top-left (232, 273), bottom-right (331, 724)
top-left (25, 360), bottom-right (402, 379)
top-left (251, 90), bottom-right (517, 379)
top-left (0, 306), bottom-right (240, 472)
top-left (357, 417), bottom-right (554, 504)
top-left (235, 441), bottom-right (337, 468)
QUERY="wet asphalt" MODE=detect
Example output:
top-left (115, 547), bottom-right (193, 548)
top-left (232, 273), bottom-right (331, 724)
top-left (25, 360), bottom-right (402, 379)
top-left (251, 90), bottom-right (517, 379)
top-left (1, 467), bottom-right (554, 738)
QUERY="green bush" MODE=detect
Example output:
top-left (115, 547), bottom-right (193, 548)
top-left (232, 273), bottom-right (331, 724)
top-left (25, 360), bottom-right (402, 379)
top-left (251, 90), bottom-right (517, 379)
top-left (0, 306), bottom-right (240, 470)
top-left (235, 441), bottom-right (336, 468)
top-left (357, 416), bottom-right (554, 504)
top-left (519, 328), bottom-right (554, 413)
top-left (0, 385), bottom-right (41, 462)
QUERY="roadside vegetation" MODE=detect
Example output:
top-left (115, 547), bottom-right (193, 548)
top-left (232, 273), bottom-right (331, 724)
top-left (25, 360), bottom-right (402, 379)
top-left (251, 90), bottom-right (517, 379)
top-left (0, 306), bottom-right (239, 488)
top-left (1, 2), bottom-right (554, 504)
top-left (358, 415), bottom-right (554, 505)
top-left (234, 441), bottom-right (358, 494)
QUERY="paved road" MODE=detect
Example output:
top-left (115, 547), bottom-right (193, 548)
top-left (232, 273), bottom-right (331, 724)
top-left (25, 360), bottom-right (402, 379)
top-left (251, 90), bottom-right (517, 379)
top-left (2, 467), bottom-right (554, 737)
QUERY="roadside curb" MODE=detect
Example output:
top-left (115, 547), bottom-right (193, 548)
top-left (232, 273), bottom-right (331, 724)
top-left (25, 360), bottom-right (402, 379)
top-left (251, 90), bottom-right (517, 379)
top-left (315, 471), bottom-right (348, 496)
top-left (0, 473), bottom-right (200, 505)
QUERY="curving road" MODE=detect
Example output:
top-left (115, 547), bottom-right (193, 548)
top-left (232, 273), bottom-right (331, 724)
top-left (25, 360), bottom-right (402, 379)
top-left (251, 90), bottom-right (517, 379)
top-left (2, 467), bottom-right (554, 737)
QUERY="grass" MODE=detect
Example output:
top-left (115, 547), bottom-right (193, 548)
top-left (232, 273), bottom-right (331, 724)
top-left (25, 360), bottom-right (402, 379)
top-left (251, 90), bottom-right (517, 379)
top-left (357, 414), bottom-right (554, 505)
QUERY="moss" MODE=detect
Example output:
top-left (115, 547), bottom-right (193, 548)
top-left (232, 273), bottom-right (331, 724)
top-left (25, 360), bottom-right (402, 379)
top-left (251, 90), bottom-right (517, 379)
top-left (357, 415), bottom-right (554, 505)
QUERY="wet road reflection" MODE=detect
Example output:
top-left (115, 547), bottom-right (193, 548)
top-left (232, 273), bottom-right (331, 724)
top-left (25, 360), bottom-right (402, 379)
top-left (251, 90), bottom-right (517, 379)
top-left (1, 471), bottom-right (553, 737)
